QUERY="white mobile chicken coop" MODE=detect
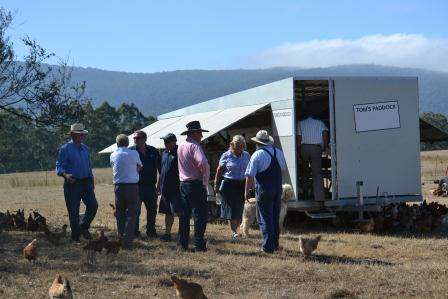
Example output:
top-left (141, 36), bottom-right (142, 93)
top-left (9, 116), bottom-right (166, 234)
top-left (100, 77), bottom-right (425, 215)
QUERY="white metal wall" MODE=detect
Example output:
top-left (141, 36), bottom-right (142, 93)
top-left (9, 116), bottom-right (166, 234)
top-left (332, 77), bottom-right (421, 198)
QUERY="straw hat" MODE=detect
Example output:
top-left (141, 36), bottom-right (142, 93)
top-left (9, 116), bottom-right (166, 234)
top-left (69, 123), bottom-right (88, 134)
top-left (251, 130), bottom-right (274, 146)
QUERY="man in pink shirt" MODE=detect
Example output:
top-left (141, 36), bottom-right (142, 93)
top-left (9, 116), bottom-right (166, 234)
top-left (177, 120), bottom-right (210, 252)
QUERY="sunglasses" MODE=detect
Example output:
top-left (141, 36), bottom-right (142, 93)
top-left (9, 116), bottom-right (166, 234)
top-left (133, 136), bottom-right (145, 140)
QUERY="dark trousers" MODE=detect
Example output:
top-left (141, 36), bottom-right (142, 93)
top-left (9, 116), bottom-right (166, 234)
top-left (179, 181), bottom-right (208, 250)
top-left (114, 184), bottom-right (140, 247)
top-left (256, 190), bottom-right (281, 253)
top-left (135, 184), bottom-right (157, 235)
top-left (63, 179), bottom-right (98, 239)
top-left (301, 144), bottom-right (325, 201)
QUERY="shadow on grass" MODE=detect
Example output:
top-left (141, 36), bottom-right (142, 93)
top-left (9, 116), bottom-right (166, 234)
top-left (215, 247), bottom-right (393, 266)
top-left (307, 253), bottom-right (394, 266)
top-left (284, 218), bottom-right (448, 240)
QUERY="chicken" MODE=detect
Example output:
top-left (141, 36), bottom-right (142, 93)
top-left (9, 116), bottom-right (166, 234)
top-left (48, 274), bottom-right (73, 299)
top-left (82, 230), bottom-right (108, 264)
top-left (415, 214), bottom-right (433, 233)
top-left (104, 239), bottom-right (122, 255)
top-left (13, 209), bottom-right (26, 230)
top-left (44, 225), bottom-right (68, 246)
top-left (23, 239), bottom-right (38, 262)
top-left (109, 203), bottom-right (117, 218)
top-left (171, 276), bottom-right (208, 299)
top-left (298, 235), bottom-right (321, 258)
top-left (33, 211), bottom-right (48, 231)
top-left (373, 215), bottom-right (385, 231)
top-left (357, 218), bottom-right (375, 233)
top-left (26, 213), bottom-right (39, 232)
top-left (4, 211), bottom-right (15, 229)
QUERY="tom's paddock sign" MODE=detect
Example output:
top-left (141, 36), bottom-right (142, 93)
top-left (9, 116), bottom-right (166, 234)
top-left (353, 101), bottom-right (400, 132)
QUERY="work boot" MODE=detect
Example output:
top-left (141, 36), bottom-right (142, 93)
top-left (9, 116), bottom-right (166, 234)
top-left (146, 230), bottom-right (158, 239)
top-left (160, 234), bottom-right (171, 242)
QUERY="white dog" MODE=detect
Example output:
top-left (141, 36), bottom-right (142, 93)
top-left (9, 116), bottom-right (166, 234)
top-left (240, 184), bottom-right (294, 237)
top-left (240, 197), bottom-right (257, 237)
top-left (279, 184), bottom-right (294, 233)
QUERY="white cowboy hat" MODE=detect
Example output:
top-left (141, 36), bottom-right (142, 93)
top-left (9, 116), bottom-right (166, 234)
top-left (69, 123), bottom-right (88, 134)
top-left (251, 130), bottom-right (274, 146)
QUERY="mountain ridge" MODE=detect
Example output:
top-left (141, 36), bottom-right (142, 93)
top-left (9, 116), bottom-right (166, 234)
top-left (67, 64), bottom-right (448, 116)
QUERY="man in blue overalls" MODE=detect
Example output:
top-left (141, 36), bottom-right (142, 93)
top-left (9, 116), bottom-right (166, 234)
top-left (245, 130), bottom-right (286, 253)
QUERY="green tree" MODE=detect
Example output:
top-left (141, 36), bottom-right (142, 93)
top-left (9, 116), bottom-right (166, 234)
top-left (0, 8), bottom-right (86, 127)
top-left (117, 103), bottom-right (155, 135)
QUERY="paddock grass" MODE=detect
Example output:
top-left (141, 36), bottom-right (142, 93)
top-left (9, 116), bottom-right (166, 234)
top-left (1, 151), bottom-right (448, 298)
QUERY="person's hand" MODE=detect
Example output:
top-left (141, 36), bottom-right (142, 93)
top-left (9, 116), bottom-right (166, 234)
top-left (245, 191), bottom-right (251, 202)
top-left (63, 173), bottom-right (76, 184)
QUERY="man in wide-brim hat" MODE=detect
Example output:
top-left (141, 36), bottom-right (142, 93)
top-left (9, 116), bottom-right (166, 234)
top-left (177, 121), bottom-right (210, 252)
top-left (56, 123), bottom-right (98, 242)
top-left (244, 130), bottom-right (286, 253)
top-left (180, 120), bottom-right (209, 136)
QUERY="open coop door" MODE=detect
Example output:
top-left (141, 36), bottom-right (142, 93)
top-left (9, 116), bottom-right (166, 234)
top-left (331, 77), bottom-right (421, 200)
top-left (271, 101), bottom-right (297, 199)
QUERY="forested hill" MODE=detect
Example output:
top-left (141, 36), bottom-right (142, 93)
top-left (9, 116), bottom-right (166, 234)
top-left (70, 64), bottom-right (448, 116)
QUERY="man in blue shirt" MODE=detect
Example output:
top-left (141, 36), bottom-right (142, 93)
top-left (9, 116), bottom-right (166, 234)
top-left (245, 130), bottom-right (286, 253)
top-left (56, 123), bottom-right (98, 242)
top-left (131, 130), bottom-right (161, 238)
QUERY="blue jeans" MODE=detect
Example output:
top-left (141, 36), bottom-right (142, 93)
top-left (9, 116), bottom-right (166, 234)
top-left (63, 178), bottom-right (98, 239)
top-left (135, 184), bottom-right (157, 235)
top-left (179, 181), bottom-right (208, 250)
top-left (256, 190), bottom-right (281, 253)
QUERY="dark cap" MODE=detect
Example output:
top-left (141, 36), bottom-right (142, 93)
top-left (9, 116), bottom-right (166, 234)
top-left (160, 133), bottom-right (177, 142)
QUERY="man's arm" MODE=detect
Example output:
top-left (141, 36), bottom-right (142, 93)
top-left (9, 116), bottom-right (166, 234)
top-left (322, 130), bottom-right (329, 151)
top-left (136, 152), bottom-right (143, 172)
top-left (193, 145), bottom-right (210, 187)
top-left (56, 146), bottom-right (75, 183)
top-left (155, 150), bottom-right (161, 192)
top-left (297, 135), bottom-right (302, 158)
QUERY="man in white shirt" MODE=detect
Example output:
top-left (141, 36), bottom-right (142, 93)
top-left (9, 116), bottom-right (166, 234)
top-left (110, 134), bottom-right (142, 249)
top-left (297, 109), bottom-right (329, 202)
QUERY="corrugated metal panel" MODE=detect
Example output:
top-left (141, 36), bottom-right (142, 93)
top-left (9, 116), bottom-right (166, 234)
top-left (98, 117), bottom-right (181, 154)
top-left (99, 103), bottom-right (268, 153)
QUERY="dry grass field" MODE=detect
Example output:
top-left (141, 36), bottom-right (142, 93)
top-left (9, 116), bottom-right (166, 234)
top-left (1, 152), bottom-right (448, 298)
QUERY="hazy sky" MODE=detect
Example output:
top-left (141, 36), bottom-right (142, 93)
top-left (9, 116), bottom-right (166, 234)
top-left (3, 0), bottom-right (448, 73)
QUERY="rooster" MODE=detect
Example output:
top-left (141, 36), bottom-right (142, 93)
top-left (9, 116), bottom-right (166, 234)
top-left (171, 276), bottom-right (208, 299)
top-left (33, 211), bottom-right (47, 231)
top-left (44, 225), bottom-right (68, 246)
top-left (104, 239), bottom-right (122, 255)
top-left (82, 230), bottom-right (108, 264)
top-left (26, 213), bottom-right (39, 232)
top-left (299, 235), bottom-right (321, 258)
top-left (48, 274), bottom-right (73, 299)
top-left (23, 239), bottom-right (38, 262)
top-left (13, 209), bottom-right (26, 230)
top-left (357, 218), bottom-right (375, 233)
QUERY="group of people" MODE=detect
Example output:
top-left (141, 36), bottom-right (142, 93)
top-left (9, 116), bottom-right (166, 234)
top-left (56, 110), bottom-right (329, 253)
